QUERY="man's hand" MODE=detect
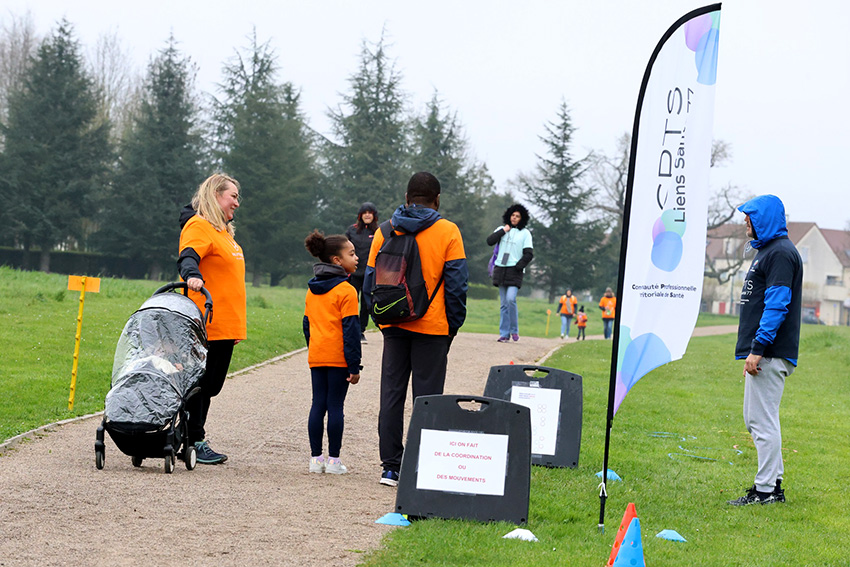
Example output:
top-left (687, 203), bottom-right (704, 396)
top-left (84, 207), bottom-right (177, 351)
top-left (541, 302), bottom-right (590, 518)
top-left (186, 277), bottom-right (203, 292)
top-left (744, 353), bottom-right (763, 376)
top-left (348, 373), bottom-right (360, 385)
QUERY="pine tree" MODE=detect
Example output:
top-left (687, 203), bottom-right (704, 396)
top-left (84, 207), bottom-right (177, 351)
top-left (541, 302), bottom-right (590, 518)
top-left (1, 20), bottom-right (110, 271)
top-left (93, 35), bottom-right (202, 280)
top-left (214, 32), bottom-right (319, 286)
top-left (518, 101), bottom-right (605, 299)
top-left (324, 34), bottom-right (409, 226)
top-left (410, 94), bottom-right (493, 284)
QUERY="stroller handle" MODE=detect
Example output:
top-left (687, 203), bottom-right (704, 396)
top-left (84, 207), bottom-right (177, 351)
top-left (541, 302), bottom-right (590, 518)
top-left (154, 282), bottom-right (213, 326)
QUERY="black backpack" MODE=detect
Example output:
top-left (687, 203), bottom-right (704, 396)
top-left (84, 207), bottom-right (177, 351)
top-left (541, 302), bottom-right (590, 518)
top-left (369, 220), bottom-right (443, 324)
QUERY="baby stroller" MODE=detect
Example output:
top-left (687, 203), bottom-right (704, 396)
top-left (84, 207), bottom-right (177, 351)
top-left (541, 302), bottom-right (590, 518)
top-left (95, 282), bottom-right (212, 473)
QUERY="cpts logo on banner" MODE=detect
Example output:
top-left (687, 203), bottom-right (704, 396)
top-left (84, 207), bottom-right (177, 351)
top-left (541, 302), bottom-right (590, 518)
top-left (416, 429), bottom-right (509, 496)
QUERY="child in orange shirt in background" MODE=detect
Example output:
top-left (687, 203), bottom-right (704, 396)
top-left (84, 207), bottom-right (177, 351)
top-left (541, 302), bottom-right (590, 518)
top-left (303, 231), bottom-right (362, 474)
top-left (575, 306), bottom-right (588, 340)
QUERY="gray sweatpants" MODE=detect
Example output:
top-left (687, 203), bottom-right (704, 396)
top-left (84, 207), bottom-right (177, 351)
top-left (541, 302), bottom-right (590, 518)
top-left (743, 357), bottom-right (795, 492)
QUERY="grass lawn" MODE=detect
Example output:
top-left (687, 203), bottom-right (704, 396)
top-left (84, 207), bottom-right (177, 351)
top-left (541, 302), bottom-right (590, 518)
top-left (462, 295), bottom-right (737, 339)
top-left (361, 326), bottom-right (850, 566)
top-left (0, 266), bottom-right (306, 441)
top-left (3, 267), bottom-right (843, 565)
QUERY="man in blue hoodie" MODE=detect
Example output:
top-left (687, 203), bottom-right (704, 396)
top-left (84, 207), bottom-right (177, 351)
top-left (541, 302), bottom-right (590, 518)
top-left (364, 172), bottom-right (469, 486)
top-left (727, 195), bottom-right (802, 506)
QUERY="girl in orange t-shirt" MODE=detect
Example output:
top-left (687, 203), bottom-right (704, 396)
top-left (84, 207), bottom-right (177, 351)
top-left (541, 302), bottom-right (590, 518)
top-left (178, 173), bottom-right (246, 465)
top-left (599, 287), bottom-right (617, 339)
top-left (575, 306), bottom-right (588, 340)
top-left (303, 230), bottom-right (362, 475)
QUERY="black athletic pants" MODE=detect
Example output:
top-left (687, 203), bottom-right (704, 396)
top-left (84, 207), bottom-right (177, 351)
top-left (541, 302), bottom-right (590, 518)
top-left (378, 330), bottom-right (450, 472)
top-left (187, 340), bottom-right (234, 444)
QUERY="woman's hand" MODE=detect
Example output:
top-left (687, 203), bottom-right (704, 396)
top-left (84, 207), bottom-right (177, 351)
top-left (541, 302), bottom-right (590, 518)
top-left (503, 224), bottom-right (512, 233)
top-left (348, 373), bottom-right (360, 385)
top-left (186, 277), bottom-right (203, 292)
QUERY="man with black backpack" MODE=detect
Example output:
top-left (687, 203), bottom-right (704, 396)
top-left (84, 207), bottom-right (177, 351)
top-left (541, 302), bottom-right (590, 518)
top-left (363, 171), bottom-right (468, 487)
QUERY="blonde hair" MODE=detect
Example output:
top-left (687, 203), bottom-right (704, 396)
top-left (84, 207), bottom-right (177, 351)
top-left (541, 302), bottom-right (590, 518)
top-left (191, 173), bottom-right (240, 237)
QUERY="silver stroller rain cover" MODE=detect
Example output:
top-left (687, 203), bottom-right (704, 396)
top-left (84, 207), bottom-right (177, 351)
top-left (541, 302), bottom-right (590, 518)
top-left (104, 292), bottom-right (207, 427)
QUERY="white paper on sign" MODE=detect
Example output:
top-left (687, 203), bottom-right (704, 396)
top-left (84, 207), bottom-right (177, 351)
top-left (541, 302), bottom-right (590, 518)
top-left (510, 386), bottom-right (561, 455)
top-left (416, 429), bottom-right (509, 496)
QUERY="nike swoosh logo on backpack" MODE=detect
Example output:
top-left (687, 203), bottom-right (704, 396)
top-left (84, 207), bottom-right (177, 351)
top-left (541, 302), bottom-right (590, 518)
top-left (374, 297), bottom-right (406, 314)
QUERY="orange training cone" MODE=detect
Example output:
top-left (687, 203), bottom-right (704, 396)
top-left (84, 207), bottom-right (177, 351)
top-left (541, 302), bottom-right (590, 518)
top-left (607, 502), bottom-right (638, 566)
top-left (612, 518), bottom-right (645, 567)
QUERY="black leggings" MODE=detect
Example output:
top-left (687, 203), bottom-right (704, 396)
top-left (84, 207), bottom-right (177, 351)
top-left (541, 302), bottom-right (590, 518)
top-left (308, 366), bottom-right (351, 458)
top-left (187, 340), bottom-right (234, 443)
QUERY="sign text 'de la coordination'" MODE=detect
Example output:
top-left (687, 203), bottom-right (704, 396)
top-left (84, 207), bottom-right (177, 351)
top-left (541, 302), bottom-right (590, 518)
top-left (416, 429), bottom-right (509, 496)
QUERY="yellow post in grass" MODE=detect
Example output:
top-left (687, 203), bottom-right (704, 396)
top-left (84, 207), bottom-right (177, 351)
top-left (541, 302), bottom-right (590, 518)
top-left (545, 308), bottom-right (552, 337)
top-left (67, 275), bottom-right (101, 410)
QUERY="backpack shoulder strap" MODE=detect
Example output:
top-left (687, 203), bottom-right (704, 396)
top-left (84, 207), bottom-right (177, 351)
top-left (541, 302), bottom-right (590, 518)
top-left (378, 220), bottom-right (394, 241)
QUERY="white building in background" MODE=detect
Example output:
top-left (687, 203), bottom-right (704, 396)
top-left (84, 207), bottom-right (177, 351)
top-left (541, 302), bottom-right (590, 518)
top-left (704, 222), bottom-right (850, 326)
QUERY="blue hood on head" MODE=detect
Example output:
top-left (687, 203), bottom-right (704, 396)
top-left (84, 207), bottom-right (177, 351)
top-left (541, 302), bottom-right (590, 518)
top-left (738, 195), bottom-right (787, 249)
top-left (390, 204), bottom-right (441, 234)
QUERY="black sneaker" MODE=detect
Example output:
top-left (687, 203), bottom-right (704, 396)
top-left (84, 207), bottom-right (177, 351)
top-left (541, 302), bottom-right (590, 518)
top-left (773, 479), bottom-right (785, 503)
top-left (727, 485), bottom-right (777, 506)
top-left (380, 469), bottom-right (399, 487)
top-left (195, 440), bottom-right (228, 464)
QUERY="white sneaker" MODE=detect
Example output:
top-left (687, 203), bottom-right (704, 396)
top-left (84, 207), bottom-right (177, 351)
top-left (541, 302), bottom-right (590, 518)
top-left (325, 457), bottom-right (348, 474)
top-left (309, 456), bottom-right (325, 473)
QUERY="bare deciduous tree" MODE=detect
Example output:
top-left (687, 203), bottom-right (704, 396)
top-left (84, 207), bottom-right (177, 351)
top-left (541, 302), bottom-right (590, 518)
top-left (587, 135), bottom-right (754, 286)
top-left (0, 11), bottom-right (39, 128)
top-left (587, 132), bottom-right (629, 227)
top-left (88, 29), bottom-right (142, 139)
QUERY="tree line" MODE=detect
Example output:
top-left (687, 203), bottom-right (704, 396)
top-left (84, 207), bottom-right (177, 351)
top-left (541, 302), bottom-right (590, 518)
top-left (4, 15), bottom-right (743, 297)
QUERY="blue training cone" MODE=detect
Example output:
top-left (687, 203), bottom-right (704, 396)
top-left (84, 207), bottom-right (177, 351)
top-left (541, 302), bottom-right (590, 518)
top-left (612, 517), bottom-right (645, 567)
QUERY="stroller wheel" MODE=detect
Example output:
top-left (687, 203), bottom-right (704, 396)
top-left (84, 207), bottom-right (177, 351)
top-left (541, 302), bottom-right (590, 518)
top-left (184, 445), bottom-right (197, 471)
top-left (95, 449), bottom-right (105, 470)
top-left (131, 456), bottom-right (143, 468)
top-left (164, 453), bottom-right (175, 474)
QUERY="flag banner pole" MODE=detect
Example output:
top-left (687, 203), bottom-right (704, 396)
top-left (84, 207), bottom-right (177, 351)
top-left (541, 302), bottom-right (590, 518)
top-left (598, 3), bottom-right (721, 531)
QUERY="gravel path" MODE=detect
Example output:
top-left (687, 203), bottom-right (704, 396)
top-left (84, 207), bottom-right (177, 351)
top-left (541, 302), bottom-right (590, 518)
top-left (0, 326), bottom-right (735, 567)
top-left (0, 332), bottom-right (564, 567)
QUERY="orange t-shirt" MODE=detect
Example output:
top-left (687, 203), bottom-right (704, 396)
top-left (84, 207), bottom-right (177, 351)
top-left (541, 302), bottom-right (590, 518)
top-left (559, 294), bottom-right (578, 316)
top-left (576, 312), bottom-right (588, 327)
top-left (179, 215), bottom-right (247, 341)
top-left (599, 296), bottom-right (616, 320)
top-left (368, 218), bottom-right (465, 336)
top-left (304, 281), bottom-right (359, 368)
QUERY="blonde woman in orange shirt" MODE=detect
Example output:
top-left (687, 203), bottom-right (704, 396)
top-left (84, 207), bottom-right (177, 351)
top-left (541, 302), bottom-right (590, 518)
top-left (177, 173), bottom-right (246, 464)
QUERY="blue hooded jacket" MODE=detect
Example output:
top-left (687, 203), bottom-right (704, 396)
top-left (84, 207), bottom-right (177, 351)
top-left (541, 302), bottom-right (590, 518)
top-left (735, 195), bottom-right (803, 364)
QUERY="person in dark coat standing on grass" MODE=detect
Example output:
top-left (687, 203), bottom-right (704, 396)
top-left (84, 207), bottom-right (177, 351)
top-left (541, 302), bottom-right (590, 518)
top-left (727, 195), bottom-right (802, 506)
top-left (345, 202), bottom-right (379, 341)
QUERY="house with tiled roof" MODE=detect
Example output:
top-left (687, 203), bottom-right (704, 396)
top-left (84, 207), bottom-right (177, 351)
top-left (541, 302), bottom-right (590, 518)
top-left (704, 221), bottom-right (850, 325)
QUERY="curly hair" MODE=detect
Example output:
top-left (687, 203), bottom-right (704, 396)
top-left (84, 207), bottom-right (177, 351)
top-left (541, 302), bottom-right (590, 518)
top-left (502, 203), bottom-right (530, 230)
top-left (304, 230), bottom-right (350, 263)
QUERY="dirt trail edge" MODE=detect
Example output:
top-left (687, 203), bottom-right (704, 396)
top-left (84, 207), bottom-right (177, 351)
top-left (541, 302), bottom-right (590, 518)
top-left (0, 326), bottom-right (735, 566)
top-left (0, 332), bottom-right (563, 567)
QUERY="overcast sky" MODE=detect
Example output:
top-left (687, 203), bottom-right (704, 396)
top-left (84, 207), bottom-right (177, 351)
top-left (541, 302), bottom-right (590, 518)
top-left (6, 0), bottom-right (849, 229)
